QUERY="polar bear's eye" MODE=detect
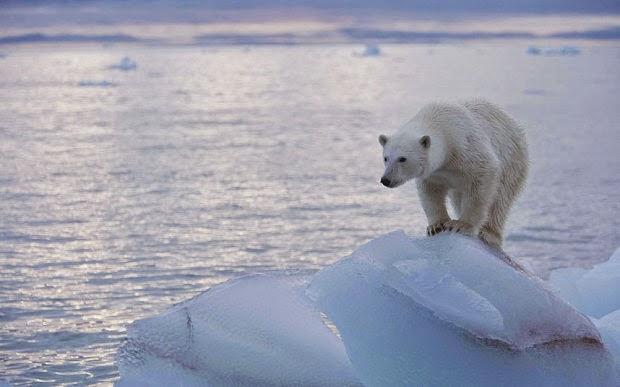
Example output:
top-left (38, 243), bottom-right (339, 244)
top-left (398, 157), bottom-right (407, 163)
top-left (384, 157), bottom-right (388, 162)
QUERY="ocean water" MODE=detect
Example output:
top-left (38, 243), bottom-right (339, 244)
top-left (0, 43), bottom-right (618, 385)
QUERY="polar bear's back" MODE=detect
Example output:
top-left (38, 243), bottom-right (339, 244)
top-left (462, 99), bottom-right (529, 200)
top-left (462, 100), bottom-right (527, 155)
top-left (410, 100), bottom-right (528, 183)
top-left (462, 100), bottom-right (528, 175)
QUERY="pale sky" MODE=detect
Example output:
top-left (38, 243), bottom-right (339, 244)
top-left (1, 0), bottom-right (619, 45)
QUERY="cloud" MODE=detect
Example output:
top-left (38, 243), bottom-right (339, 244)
top-left (548, 26), bottom-right (620, 40)
top-left (338, 28), bottom-right (537, 43)
top-left (190, 25), bottom-right (620, 45)
top-left (4, 25), bottom-right (619, 46)
top-left (0, 33), bottom-right (141, 45)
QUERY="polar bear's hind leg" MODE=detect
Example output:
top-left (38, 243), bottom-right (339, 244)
top-left (480, 159), bottom-right (528, 248)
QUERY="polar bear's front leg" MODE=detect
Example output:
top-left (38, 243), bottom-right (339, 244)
top-left (416, 180), bottom-right (450, 236)
top-left (456, 168), bottom-right (499, 236)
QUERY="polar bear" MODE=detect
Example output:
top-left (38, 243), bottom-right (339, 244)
top-left (378, 100), bottom-right (528, 248)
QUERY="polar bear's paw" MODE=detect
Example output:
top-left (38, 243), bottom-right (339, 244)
top-left (479, 226), bottom-right (502, 249)
top-left (442, 220), bottom-right (475, 236)
top-left (426, 220), bottom-right (449, 236)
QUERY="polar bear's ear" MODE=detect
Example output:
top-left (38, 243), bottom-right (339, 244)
top-left (420, 135), bottom-right (431, 149)
top-left (378, 134), bottom-right (388, 147)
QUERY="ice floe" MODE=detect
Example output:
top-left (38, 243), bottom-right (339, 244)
top-left (117, 232), bottom-right (620, 386)
top-left (117, 275), bottom-right (359, 386)
top-left (549, 247), bottom-right (620, 319)
top-left (109, 56), bottom-right (137, 71)
top-left (354, 44), bottom-right (381, 57)
top-left (78, 80), bottom-right (116, 87)
top-left (527, 46), bottom-right (581, 56)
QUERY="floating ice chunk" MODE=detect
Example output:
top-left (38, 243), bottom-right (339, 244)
top-left (78, 80), bottom-right (116, 87)
top-left (523, 88), bottom-right (546, 96)
top-left (557, 46), bottom-right (581, 55)
top-left (594, 310), bottom-right (620, 367)
top-left (355, 44), bottom-right (381, 57)
top-left (549, 247), bottom-right (620, 318)
top-left (527, 46), bottom-right (542, 55)
top-left (527, 46), bottom-right (581, 56)
top-left (117, 274), bottom-right (359, 386)
top-left (117, 232), bottom-right (619, 386)
top-left (311, 232), bottom-right (600, 350)
top-left (362, 44), bottom-right (380, 56)
top-left (309, 232), bottom-right (616, 386)
top-left (109, 56), bottom-right (137, 71)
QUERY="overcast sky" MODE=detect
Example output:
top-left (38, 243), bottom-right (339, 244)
top-left (1, 0), bottom-right (619, 44)
top-left (2, 0), bottom-right (619, 25)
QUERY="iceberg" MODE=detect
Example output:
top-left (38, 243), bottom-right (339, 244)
top-left (549, 248), bottom-right (620, 319)
top-left (596, 311), bottom-right (620, 366)
top-left (117, 274), bottom-right (360, 386)
top-left (78, 80), bottom-right (116, 87)
top-left (117, 232), bottom-right (620, 386)
top-left (354, 44), bottom-right (381, 57)
top-left (526, 46), bottom-right (543, 55)
top-left (549, 247), bottom-right (620, 366)
top-left (109, 56), bottom-right (137, 71)
top-left (526, 46), bottom-right (581, 56)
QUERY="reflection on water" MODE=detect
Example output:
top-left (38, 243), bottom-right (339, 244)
top-left (0, 43), bottom-right (619, 384)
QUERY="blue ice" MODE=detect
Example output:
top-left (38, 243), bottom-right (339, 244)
top-left (117, 232), bottom-right (620, 386)
top-left (78, 80), bottom-right (116, 87)
top-left (109, 56), bottom-right (137, 71)
top-left (527, 46), bottom-right (581, 56)
top-left (355, 44), bottom-right (381, 57)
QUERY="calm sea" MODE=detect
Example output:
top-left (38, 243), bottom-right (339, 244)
top-left (1, 42), bottom-right (619, 384)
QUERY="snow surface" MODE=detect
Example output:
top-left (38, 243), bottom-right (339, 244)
top-left (117, 232), bottom-right (620, 386)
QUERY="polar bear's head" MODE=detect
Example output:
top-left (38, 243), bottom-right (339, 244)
top-left (378, 133), bottom-right (431, 188)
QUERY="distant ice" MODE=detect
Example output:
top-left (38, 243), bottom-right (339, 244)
top-left (523, 88), bottom-right (546, 96)
top-left (117, 232), bottom-right (620, 386)
top-left (109, 56), bottom-right (137, 71)
top-left (0, 53), bottom-right (6, 59)
top-left (77, 80), bottom-right (116, 87)
top-left (527, 46), bottom-right (581, 56)
top-left (526, 46), bottom-right (543, 55)
top-left (355, 44), bottom-right (381, 57)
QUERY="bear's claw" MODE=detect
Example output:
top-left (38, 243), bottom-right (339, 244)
top-left (442, 219), bottom-right (475, 236)
top-left (426, 221), bottom-right (447, 236)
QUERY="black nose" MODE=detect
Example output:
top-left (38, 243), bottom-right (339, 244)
top-left (381, 177), bottom-right (391, 187)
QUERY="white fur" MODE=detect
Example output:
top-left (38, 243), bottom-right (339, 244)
top-left (379, 100), bottom-right (528, 248)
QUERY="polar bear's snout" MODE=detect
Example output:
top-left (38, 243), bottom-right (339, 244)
top-left (380, 176), bottom-right (392, 187)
